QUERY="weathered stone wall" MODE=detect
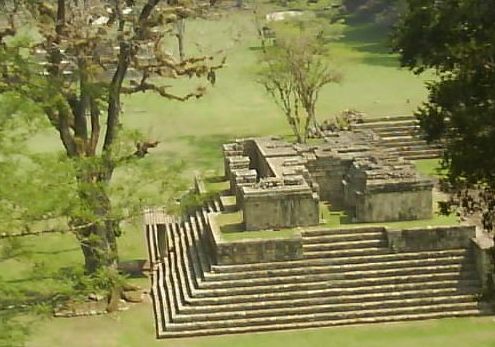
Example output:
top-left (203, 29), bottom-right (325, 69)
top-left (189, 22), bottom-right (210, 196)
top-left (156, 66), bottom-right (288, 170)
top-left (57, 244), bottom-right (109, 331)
top-left (386, 225), bottom-right (475, 252)
top-left (305, 154), bottom-right (352, 208)
top-left (243, 189), bottom-right (319, 230)
top-left (207, 214), bottom-right (304, 265)
top-left (355, 189), bottom-right (432, 222)
top-left (472, 235), bottom-right (495, 297)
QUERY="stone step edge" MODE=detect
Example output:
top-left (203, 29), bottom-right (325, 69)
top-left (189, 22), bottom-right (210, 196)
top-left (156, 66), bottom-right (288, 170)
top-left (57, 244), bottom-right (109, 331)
top-left (196, 264), bottom-right (468, 290)
top-left (204, 256), bottom-right (470, 281)
top-left (301, 231), bottom-right (385, 243)
top-left (176, 288), bottom-right (480, 315)
top-left (163, 301), bottom-right (490, 331)
top-left (181, 279), bottom-right (480, 306)
top-left (210, 249), bottom-right (469, 273)
top-left (158, 309), bottom-right (489, 338)
top-left (172, 294), bottom-right (479, 322)
top-left (190, 272), bottom-right (477, 298)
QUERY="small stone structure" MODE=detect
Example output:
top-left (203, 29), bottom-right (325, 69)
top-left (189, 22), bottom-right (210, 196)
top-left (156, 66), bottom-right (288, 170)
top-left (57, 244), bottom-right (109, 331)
top-left (223, 129), bottom-right (434, 231)
top-left (223, 138), bottom-right (320, 231)
top-left (207, 214), bottom-right (303, 265)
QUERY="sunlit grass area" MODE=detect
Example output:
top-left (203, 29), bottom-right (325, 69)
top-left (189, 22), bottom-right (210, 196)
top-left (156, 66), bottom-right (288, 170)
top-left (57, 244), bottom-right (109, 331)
top-left (414, 158), bottom-right (447, 178)
top-left (27, 310), bottom-right (495, 347)
top-left (215, 210), bottom-right (299, 241)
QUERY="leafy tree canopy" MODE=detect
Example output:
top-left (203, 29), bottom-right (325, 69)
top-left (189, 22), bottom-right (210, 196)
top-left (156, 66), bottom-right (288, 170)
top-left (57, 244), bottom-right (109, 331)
top-left (393, 0), bottom-right (495, 231)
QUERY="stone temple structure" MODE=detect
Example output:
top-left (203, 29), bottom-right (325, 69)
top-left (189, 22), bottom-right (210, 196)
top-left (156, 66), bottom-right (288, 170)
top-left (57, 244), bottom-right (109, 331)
top-left (223, 129), bottom-right (434, 231)
top-left (145, 116), bottom-right (494, 338)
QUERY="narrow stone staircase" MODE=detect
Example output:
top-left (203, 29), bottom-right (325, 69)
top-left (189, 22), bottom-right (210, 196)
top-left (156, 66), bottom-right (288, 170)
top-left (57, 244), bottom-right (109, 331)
top-left (350, 116), bottom-right (444, 160)
top-left (146, 209), bottom-right (490, 338)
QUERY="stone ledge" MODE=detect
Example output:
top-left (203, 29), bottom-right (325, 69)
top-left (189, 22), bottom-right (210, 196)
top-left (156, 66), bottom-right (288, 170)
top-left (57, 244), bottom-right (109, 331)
top-left (207, 213), bottom-right (303, 265)
top-left (386, 225), bottom-right (476, 252)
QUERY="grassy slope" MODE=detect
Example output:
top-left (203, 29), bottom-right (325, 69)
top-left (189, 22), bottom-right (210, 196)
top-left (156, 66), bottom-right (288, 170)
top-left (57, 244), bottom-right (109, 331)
top-left (1, 7), bottom-right (479, 347)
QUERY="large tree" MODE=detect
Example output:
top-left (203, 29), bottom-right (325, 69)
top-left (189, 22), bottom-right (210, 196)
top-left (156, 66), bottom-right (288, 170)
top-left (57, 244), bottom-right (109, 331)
top-left (0, 0), bottom-right (222, 280)
top-left (393, 0), bottom-right (495, 230)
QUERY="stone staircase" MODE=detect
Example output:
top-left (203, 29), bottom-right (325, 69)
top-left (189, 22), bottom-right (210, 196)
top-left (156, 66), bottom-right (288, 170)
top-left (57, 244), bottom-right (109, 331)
top-left (146, 207), bottom-right (491, 338)
top-left (350, 116), bottom-right (443, 160)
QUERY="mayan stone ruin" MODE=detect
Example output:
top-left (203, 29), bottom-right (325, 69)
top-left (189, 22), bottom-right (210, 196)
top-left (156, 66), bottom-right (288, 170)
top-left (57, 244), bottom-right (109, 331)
top-left (223, 126), bottom-right (434, 231)
top-left (145, 116), bottom-right (495, 338)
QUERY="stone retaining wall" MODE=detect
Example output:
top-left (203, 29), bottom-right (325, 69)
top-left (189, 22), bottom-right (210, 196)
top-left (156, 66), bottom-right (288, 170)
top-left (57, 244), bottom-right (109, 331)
top-left (386, 225), bottom-right (475, 252)
top-left (207, 214), bottom-right (303, 265)
top-left (472, 234), bottom-right (495, 297)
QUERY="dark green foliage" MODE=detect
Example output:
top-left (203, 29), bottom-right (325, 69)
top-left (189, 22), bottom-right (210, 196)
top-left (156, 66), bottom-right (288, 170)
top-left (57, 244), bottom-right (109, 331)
top-left (393, 0), bottom-right (495, 187)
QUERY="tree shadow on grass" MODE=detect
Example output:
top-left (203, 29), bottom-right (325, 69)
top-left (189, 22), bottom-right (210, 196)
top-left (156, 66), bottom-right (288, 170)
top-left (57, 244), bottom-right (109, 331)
top-left (340, 19), bottom-right (400, 68)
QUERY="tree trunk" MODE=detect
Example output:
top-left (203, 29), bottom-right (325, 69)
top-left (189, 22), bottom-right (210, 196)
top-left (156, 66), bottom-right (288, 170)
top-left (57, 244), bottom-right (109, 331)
top-left (75, 175), bottom-right (118, 274)
top-left (176, 19), bottom-right (185, 62)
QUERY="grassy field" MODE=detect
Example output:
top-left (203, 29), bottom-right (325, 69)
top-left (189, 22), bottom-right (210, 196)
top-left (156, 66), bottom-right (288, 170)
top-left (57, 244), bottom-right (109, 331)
top-left (1, 5), bottom-right (481, 347)
top-left (27, 307), bottom-right (495, 347)
top-left (120, 8), bottom-right (431, 177)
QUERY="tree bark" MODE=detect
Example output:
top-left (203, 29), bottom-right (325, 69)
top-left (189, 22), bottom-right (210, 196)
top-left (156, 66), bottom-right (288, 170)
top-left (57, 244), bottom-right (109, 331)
top-left (176, 19), bottom-right (185, 62)
top-left (75, 174), bottom-right (118, 274)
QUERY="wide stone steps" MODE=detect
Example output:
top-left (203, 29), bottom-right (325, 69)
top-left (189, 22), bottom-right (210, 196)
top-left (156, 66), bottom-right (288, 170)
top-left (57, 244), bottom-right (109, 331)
top-left (352, 119), bottom-right (418, 129)
top-left (179, 278), bottom-right (480, 306)
top-left (301, 227), bottom-right (385, 237)
top-left (189, 271), bottom-right (475, 298)
top-left (210, 249), bottom-right (470, 273)
top-left (361, 115), bottom-right (417, 123)
top-left (373, 129), bottom-right (419, 137)
top-left (165, 301), bottom-right (489, 333)
top-left (148, 207), bottom-right (488, 339)
top-left (302, 231), bottom-right (384, 243)
top-left (160, 308), bottom-right (489, 338)
top-left (393, 148), bottom-right (444, 157)
top-left (302, 239), bottom-right (386, 251)
top-left (172, 294), bottom-right (480, 323)
top-left (393, 143), bottom-right (443, 151)
top-left (304, 246), bottom-right (390, 258)
top-left (380, 136), bottom-right (426, 148)
top-left (196, 263), bottom-right (468, 290)
top-left (350, 115), bottom-right (445, 160)
top-left (203, 255), bottom-right (469, 281)
top-left (176, 287), bottom-right (479, 314)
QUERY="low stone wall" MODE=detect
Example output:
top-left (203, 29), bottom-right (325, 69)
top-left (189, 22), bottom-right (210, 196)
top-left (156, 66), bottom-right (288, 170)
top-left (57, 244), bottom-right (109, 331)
top-left (386, 225), bottom-right (475, 252)
top-left (355, 189), bottom-right (433, 223)
top-left (472, 234), bottom-right (495, 297)
top-left (207, 213), bottom-right (303, 265)
top-left (243, 188), bottom-right (319, 231)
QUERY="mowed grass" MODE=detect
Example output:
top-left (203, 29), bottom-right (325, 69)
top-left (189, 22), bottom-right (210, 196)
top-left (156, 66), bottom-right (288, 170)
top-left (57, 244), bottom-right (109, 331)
top-left (1, 7), bottom-right (475, 347)
top-left (121, 9), bottom-right (431, 176)
top-left (414, 158), bottom-right (447, 178)
top-left (27, 309), bottom-right (495, 347)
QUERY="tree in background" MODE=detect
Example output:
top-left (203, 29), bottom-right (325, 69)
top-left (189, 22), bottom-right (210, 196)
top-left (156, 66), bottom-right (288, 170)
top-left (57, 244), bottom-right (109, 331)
top-left (258, 16), bottom-right (342, 143)
top-left (393, 0), bottom-right (495, 238)
top-left (0, 0), bottom-right (223, 300)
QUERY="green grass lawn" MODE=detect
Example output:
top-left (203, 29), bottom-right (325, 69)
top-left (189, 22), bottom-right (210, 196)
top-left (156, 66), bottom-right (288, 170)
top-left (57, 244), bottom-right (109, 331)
top-left (26, 310), bottom-right (495, 347)
top-left (414, 159), bottom-right (447, 178)
top-left (0, 5), bottom-right (468, 347)
top-left (215, 210), bottom-right (299, 241)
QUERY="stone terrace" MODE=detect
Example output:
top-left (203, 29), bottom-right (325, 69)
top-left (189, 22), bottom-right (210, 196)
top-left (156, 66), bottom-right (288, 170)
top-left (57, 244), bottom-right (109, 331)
top-left (145, 207), bottom-right (493, 338)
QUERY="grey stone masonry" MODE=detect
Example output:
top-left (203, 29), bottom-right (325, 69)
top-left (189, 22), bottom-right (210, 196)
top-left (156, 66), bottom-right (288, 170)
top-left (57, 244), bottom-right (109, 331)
top-left (386, 225), bottom-right (476, 252)
top-left (344, 154), bottom-right (434, 222)
top-left (222, 131), bottom-right (434, 229)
